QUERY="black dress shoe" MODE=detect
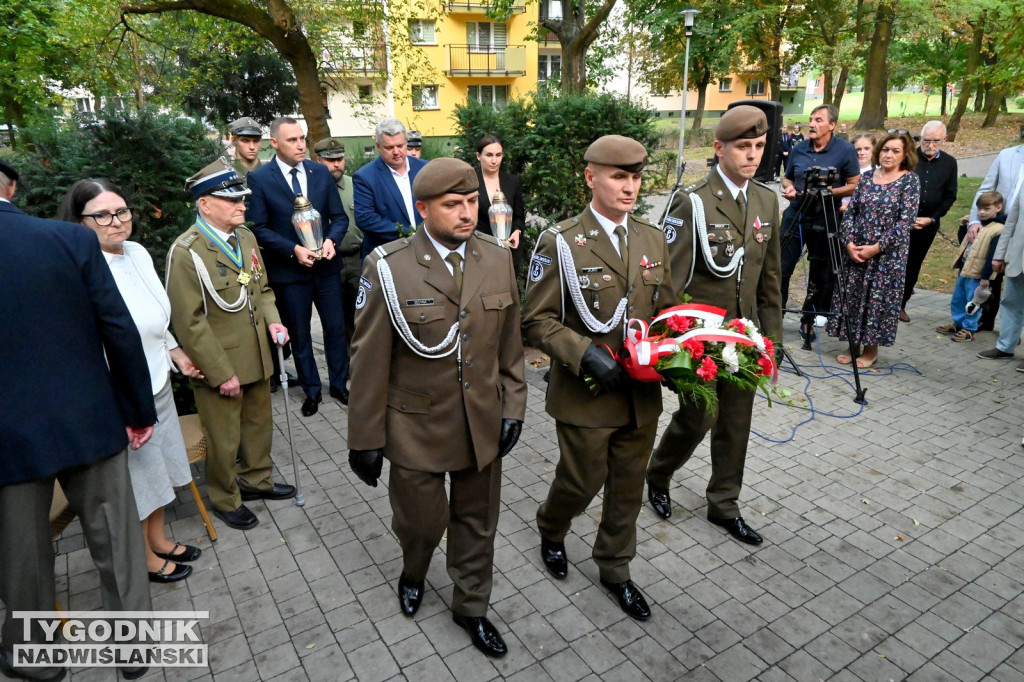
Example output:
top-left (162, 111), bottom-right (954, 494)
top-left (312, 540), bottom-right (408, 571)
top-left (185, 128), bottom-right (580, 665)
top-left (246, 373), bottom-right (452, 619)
top-left (709, 515), bottom-right (763, 545)
top-left (270, 371), bottom-right (298, 393)
top-left (397, 575), bottom-right (424, 616)
top-left (600, 578), bottom-right (651, 621)
top-left (0, 648), bottom-right (66, 681)
top-left (213, 505), bottom-right (259, 530)
top-left (148, 560), bottom-right (192, 583)
top-left (452, 614), bottom-right (508, 658)
top-left (122, 666), bottom-right (148, 680)
top-left (329, 387), bottom-right (350, 405)
top-left (153, 542), bottom-right (202, 563)
top-left (647, 480), bottom-right (672, 519)
top-left (240, 482), bottom-right (296, 501)
top-left (301, 392), bottom-right (322, 417)
top-left (540, 538), bottom-right (568, 579)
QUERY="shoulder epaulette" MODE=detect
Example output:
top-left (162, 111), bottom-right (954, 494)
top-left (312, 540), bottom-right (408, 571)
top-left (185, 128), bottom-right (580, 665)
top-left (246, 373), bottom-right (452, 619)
top-left (750, 178), bottom-right (772, 190)
top-left (473, 232), bottom-right (504, 248)
top-left (176, 230), bottom-right (200, 249)
top-left (373, 238), bottom-right (412, 260)
top-left (550, 215), bottom-right (582, 234)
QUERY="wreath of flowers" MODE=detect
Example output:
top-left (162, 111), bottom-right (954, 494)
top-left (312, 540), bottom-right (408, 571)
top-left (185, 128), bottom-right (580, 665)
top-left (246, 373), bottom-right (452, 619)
top-left (609, 302), bottom-right (780, 413)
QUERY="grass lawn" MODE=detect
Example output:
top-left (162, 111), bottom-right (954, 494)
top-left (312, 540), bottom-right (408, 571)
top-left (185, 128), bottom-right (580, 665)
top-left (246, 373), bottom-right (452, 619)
top-left (914, 177), bottom-right (982, 295)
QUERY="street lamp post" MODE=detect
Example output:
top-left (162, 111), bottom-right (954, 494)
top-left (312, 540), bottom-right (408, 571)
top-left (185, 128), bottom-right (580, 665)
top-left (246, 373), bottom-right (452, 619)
top-left (674, 9), bottom-right (699, 183)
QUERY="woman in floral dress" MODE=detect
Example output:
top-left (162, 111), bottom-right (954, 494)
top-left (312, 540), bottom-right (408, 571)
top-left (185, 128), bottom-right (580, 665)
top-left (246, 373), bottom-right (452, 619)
top-left (827, 131), bottom-right (920, 368)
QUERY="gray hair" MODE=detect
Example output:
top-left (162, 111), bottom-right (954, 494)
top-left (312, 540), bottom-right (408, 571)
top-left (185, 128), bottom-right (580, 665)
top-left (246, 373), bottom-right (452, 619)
top-left (269, 116), bottom-right (299, 139)
top-left (375, 117), bottom-right (406, 140)
top-left (921, 120), bottom-right (946, 137)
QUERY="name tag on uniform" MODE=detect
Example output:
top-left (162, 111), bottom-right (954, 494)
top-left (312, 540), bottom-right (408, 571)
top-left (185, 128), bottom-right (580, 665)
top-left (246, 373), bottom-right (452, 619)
top-left (405, 298), bottom-right (435, 306)
top-left (581, 266), bottom-right (603, 273)
top-left (360, 277), bottom-right (373, 290)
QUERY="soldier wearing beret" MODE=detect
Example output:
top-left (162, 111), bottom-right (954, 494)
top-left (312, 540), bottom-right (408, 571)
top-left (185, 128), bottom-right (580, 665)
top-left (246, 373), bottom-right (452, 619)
top-left (227, 117), bottom-right (264, 182)
top-left (347, 157), bottom-right (526, 658)
top-left (406, 130), bottom-right (423, 158)
top-left (646, 105), bottom-right (782, 546)
top-left (314, 137), bottom-right (364, 351)
top-left (166, 159), bottom-right (295, 531)
top-left (522, 135), bottom-right (675, 621)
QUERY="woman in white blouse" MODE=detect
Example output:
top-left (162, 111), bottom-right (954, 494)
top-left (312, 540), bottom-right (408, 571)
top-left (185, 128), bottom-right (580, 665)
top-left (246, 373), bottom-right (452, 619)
top-left (59, 180), bottom-right (203, 584)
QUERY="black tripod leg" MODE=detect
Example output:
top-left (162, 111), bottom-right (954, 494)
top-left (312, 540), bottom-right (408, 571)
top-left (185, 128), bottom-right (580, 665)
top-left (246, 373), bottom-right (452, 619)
top-left (778, 343), bottom-right (804, 377)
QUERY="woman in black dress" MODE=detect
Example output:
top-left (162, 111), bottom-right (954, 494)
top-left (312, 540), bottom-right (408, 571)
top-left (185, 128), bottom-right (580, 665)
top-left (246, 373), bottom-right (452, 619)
top-left (475, 134), bottom-right (526, 270)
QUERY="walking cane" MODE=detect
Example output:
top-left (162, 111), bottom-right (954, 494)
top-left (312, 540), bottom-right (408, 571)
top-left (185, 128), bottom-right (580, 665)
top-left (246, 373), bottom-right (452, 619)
top-left (276, 332), bottom-right (305, 506)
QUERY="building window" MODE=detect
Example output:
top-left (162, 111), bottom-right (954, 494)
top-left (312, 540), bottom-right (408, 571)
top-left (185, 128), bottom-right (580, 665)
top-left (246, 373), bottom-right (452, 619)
top-left (358, 84), bottom-right (373, 102)
top-left (363, 145), bottom-right (375, 158)
top-left (538, 54), bottom-right (561, 81)
top-left (467, 85), bottom-right (508, 108)
top-left (539, 0), bottom-right (562, 21)
top-left (409, 19), bottom-right (435, 44)
top-left (746, 79), bottom-right (766, 96)
top-left (413, 85), bottom-right (439, 110)
top-left (76, 98), bottom-right (93, 113)
top-left (466, 21), bottom-right (507, 52)
top-left (718, 78), bottom-right (732, 92)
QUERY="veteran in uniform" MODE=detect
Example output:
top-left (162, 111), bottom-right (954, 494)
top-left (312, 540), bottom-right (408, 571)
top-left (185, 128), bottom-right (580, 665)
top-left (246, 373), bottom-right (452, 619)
top-left (166, 159), bottom-right (294, 531)
top-left (646, 106), bottom-right (783, 545)
top-left (228, 116), bottom-right (263, 181)
top-left (522, 135), bottom-right (674, 621)
top-left (314, 137), bottom-right (365, 350)
top-left (347, 158), bottom-right (526, 658)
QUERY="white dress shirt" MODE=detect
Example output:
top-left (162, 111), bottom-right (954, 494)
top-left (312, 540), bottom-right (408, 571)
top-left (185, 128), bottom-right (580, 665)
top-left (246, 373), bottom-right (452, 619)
top-left (425, 230), bottom-right (467, 275)
top-left (589, 203), bottom-right (628, 258)
top-left (275, 156), bottom-right (308, 197)
top-left (388, 162), bottom-right (416, 228)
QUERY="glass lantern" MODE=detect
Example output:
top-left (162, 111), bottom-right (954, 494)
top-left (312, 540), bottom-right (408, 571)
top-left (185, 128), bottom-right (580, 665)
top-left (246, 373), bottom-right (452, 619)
top-left (291, 194), bottom-right (324, 255)
top-left (488, 189), bottom-right (513, 242)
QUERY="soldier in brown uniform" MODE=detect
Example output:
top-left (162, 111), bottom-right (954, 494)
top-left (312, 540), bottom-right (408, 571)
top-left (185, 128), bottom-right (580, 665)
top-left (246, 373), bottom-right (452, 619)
top-left (227, 116), bottom-right (263, 182)
top-left (646, 106), bottom-right (783, 545)
top-left (166, 159), bottom-right (294, 531)
top-left (347, 158), bottom-right (526, 658)
top-left (522, 135), bottom-right (675, 621)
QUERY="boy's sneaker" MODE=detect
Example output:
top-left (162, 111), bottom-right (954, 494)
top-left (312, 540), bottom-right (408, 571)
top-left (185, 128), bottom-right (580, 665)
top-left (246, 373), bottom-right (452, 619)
top-left (935, 323), bottom-right (957, 334)
top-left (977, 347), bottom-right (1014, 359)
top-left (952, 329), bottom-right (975, 342)
top-left (1017, 361), bottom-right (1024, 373)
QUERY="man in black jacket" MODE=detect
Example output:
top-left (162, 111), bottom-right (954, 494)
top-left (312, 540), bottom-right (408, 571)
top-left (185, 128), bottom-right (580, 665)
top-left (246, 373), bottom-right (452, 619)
top-left (903, 120), bottom-right (958, 321)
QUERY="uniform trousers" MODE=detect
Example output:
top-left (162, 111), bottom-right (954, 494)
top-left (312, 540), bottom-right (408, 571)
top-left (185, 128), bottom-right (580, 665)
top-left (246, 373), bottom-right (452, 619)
top-left (537, 421), bottom-right (657, 584)
top-left (0, 449), bottom-right (150, 680)
top-left (996, 273), bottom-right (1024, 353)
top-left (648, 380), bottom-right (755, 520)
top-left (389, 459), bottom-right (502, 617)
top-left (194, 379), bottom-right (274, 511)
top-left (276, 274), bottom-right (349, 398)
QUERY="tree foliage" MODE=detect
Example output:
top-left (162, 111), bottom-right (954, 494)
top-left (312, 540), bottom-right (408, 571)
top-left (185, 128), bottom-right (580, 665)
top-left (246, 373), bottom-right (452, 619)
top-left (12, 107), bottom-right (220, 279)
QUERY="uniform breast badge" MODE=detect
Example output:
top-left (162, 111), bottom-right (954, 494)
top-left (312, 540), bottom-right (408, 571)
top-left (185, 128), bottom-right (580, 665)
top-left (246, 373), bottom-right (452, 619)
top-left (724, 230), bottom-right (735, 257)
top-left (251, 249), bottom-right (263, 281)
top-left (575, 234), bottom-right (587, 246)
top-left (588, 229), bottom-right (600, 237)
top-left (237, 271), bottom-right (252, 285)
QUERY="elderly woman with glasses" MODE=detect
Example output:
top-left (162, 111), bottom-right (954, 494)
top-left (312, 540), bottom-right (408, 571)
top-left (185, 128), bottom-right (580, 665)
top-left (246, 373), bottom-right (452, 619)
top-left (58, 179), bottom-right (203, 583)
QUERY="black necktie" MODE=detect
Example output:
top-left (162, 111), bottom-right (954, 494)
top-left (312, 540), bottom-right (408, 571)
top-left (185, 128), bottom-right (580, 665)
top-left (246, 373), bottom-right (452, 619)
top-left (290, 167), bottom-right (302, 196)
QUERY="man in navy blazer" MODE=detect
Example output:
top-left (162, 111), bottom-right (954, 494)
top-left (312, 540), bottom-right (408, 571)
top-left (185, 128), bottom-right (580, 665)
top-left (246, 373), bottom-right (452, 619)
top-left (248, 117), bottom-right (349, 416)
top-left (0, 162), bottom-right (157, 680)
top-left (353, 117), bottom-right (429, 257)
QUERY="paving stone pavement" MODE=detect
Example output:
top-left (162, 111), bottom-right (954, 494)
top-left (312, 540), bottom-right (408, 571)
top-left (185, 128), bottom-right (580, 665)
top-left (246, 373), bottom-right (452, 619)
top-left (7, 283), bottom-right (1024, 682)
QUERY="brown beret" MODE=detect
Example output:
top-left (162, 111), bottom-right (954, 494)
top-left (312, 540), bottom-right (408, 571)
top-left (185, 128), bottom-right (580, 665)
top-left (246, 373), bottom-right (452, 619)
top-left (716, 106), bottom-right (768, 143)
top-left (313, 137), bottom-right (346, 159)
top-left (412, 158), bottom-right (479, 200)
top-left (584, 135), bottom-right (649, 173)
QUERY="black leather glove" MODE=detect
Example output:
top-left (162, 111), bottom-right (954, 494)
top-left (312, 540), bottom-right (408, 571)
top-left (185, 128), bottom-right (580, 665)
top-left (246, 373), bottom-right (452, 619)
top-left (497, 419), bottom-right (522, 458)
top-left (580, 343), bottom-right (626, 392)
top-left (349, 449), bottom-right (383, 487)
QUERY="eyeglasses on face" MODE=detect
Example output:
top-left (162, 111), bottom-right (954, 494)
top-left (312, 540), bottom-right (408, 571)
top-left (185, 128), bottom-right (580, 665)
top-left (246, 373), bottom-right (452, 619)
top-left (921, 138), bottom-right (944, 144)
top-left (886, 128), bottom-right (909, 135)
top-left (82, 207), bottom-right (132, 226)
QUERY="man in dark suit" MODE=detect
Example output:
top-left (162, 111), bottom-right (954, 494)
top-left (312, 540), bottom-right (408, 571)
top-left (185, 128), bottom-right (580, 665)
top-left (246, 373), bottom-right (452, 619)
top-left (348, 158), bottom-right (526, 658)
top-left (777, 123), bottom-right (793, 181)
top-left (248, 116), bottom-right (349, 417)
top-left (646, 106), bottom-right (782, 546)
top-left (352, 117), bottom-right (428, 257)
top-left (0, 162), bottom-right (157, 681)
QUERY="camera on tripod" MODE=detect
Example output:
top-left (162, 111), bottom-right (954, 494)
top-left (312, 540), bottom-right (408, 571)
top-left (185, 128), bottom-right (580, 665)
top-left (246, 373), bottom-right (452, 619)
top-left (804, 166), bottom-right (838, 191)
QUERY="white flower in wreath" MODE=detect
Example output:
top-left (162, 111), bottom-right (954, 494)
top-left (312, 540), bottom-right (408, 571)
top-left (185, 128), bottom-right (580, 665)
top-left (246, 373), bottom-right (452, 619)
top-left (741, 318), bottom-right (764, 350)
top-left (722, 343), bottom-right (740, 374)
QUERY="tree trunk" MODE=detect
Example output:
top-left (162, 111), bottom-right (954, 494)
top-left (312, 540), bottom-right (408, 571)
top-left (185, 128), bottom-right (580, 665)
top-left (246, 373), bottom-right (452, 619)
top-left (854, 0), bottom-right (896, 129)
top-left (560, 36), bottom-right (587, 93)
top-left (939, 83), bottom-right (946, 116)
top-left (946, 20), bottom-right (984, 141)
top-left (822, 69), bottom-right (834, 106)
top-left (693, 76), bottom-right (709, 130)
top-left (833, 67), bottom-right (849, 111)
top-left (545, 0), bottom-right (616, 95)
top-left (982, 87), bottom-right (1005, 127)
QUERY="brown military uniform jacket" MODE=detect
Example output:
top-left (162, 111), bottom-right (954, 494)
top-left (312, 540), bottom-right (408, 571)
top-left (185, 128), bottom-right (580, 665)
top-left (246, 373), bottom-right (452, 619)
top-left (522, 207), bottom-right (675, 427)
top-left (663, 170), bottom-right (783, 341)
top-left (347, 228), bottom-right (527, 473)
top-left (166, 224), bottom-right (281, 387)
top-left (336, 175), bottom-right (365, 284)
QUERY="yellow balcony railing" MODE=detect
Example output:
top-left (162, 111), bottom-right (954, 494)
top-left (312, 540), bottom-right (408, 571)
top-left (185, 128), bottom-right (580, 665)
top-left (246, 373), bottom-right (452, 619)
top-left (445, 45), bottom-right (527, 77)
top-left (444, 1), bottom-right (526, 14)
